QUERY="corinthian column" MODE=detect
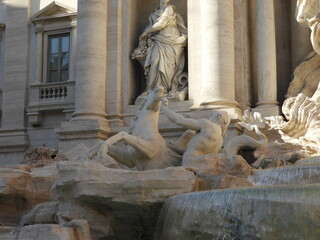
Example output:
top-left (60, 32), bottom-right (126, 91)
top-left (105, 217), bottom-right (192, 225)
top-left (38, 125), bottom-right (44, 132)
top-left (199, 0), bottom-right (239, 112)
top-left (72, 0), bottom-right (108, 120)
top-left (57, 0), bottom-right (110, 152)
top-left (252, 0), bottom-right (279, 116)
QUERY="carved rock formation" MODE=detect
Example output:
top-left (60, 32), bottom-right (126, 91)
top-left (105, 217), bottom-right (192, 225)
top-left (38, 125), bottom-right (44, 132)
top-left (269, 93), bottom-right (320, 155)
top-left (225, 110), bottom-right (268, 158)
top-left (0, 164), bottom-right (57, 226)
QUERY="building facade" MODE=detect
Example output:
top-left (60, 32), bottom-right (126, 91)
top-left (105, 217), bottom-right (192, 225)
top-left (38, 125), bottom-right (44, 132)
top-left (0, 0), bottom-right (313, 165)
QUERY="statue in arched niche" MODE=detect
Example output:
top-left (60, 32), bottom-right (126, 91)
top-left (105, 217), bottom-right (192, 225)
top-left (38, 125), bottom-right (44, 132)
top-left (132, 0), bottom-right (188, 100)
top-left (287, 0), bottom-right (320, 98)
top-left (296, 0), bottom-right (320, 54)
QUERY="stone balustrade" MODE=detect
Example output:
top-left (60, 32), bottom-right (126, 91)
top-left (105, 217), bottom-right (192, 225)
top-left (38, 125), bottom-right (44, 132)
top-left (26, 81), bottom-right (75, 127)
top-left (40, 85), bottom-right (67, 102)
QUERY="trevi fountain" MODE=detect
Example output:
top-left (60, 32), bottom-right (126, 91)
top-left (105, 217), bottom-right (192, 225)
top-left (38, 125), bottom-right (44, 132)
top-left (0, 0), bottom-right (320, 239)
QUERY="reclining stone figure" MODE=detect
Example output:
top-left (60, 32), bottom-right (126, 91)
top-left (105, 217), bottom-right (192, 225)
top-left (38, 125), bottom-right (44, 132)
top-left (160, 102), bottom-right (230, 167)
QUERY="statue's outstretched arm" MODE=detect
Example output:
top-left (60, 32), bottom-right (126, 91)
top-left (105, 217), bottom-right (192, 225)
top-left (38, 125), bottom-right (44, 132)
top-left (161, 105), bottom-right (202, 131)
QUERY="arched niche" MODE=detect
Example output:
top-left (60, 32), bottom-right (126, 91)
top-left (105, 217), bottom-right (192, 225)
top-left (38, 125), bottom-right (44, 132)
top-left (128, 0), bottom-right (188, 104)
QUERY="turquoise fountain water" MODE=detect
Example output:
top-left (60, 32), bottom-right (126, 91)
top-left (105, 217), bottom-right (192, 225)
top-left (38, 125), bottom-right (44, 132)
top-left (154, 159), bottom-right (320, 240)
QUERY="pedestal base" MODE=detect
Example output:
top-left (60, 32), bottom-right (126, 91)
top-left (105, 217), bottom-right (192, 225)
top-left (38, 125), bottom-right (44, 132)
top-left (56, 119), bottom-right (110, 153)
top-left (0, 129), bottom-right (28, 166)
top-left (253, 105), bottom-right (280, 117)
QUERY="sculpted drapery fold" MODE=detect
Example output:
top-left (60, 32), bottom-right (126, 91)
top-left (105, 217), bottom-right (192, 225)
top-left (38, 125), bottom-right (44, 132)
top-left (132, 2), bottom-right (187, 95)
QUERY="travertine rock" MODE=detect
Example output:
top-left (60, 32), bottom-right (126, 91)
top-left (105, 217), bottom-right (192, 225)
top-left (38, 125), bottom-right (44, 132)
top-left (20, 202), bottom-right (59, 226)
top-left (16, 223), bottom-right (91, 240)
top-left (0, 164), bottom-right (57, 226)
top-left (0, 227), bottom-right (17, 240)
top-left (252, 142), bottom-right (307, 169)
top-left (55, 161), bottom-right (197, 205)
top-left (64, 143), bottom-right (89, 161)
top-left (183, 153), bottom-right (252, 179)
top-left (195, 173), bottom-right (252, 190)
top-left (53, 161), bottom-right (198, 239)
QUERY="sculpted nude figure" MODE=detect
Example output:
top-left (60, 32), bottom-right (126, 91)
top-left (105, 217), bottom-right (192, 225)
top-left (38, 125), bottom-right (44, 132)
top-left (160, 103), bottom-right (230, 166)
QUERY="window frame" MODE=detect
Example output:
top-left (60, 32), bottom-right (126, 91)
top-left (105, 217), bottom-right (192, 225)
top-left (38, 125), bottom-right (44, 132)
top-left (43, 29), bottom-right (72, 84)
top-left (46, 32), bottom-right (70, 83)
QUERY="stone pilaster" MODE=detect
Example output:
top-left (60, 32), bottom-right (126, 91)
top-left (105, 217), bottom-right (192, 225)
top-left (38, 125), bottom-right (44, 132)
top-left (198, 0), bottom-right (239, 116)
top-left (0, 23), bottom-right (5, 87)
top-left (251, 0), bottom-right (279, 116)
top-left (57, 0), bottom-right (110, 152)
top-left (105, 0), bottom-right (125, 128)
top-left (0, 0), bottom-right (29, 164)
top-left (34, 25), bottom-right (43, 85)
top-left (187, 0), bottom-right (202, 105)
top-left (72, 0), bottom-right (108, 121)
top-left (234, 0), bottom-right (252, 111)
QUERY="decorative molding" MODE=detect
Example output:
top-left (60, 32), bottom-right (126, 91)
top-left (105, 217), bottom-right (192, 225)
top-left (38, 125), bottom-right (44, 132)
top-left (31, 1), bottom-right (77, 23)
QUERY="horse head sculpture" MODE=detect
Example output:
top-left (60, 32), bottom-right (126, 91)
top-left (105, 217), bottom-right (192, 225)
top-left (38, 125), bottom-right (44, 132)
top-left (96, 86), bottom-right (181, 170)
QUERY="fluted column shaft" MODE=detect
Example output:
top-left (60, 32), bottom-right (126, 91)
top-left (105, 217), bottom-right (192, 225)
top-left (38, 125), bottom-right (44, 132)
top-left (199, 0), bottom-right (238, 109)
top-left (72, 0), bottom-right (107, 120)
top-left (254, 0), bottom-right (279, 115)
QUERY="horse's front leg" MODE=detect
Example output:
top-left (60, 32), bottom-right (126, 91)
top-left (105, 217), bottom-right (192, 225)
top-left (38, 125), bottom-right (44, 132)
top-left (97, 131), bottom-right (130, 161)
top-left (119, 132), bottom-right (160, 159)
top-left (98, 131), bottom-right (159, 164)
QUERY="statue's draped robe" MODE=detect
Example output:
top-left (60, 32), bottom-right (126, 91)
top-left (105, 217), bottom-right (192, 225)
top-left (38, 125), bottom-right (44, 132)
top-left (144, 5), bottom-right (187, 93)
top-left (296, 0), bottom-right (320, 54)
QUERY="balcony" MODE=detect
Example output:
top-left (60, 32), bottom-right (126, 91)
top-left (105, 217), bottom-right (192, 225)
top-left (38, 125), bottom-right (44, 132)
top-left (26, 81), bottom-right (75, 127)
